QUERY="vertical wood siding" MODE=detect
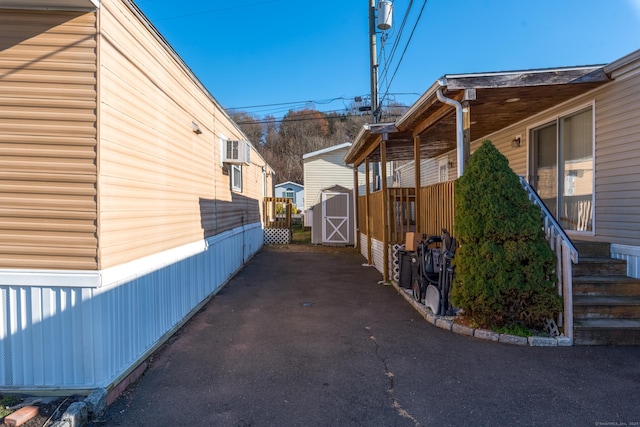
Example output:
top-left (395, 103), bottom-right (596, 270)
top-left (0, 10), bottom-right (98, 269)
top-left (417, 181), bottom-right (455, 238)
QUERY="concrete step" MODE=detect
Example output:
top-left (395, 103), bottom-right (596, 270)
top-left (573, 276), bottom-right (640, 297)
top-left (572, 257), bottom-right (628, 277)
top-left (574, 241), bottom-right (611, 258)
top-left (574, 318), bottom-right (640, 345)
top-left (573, 296), bottom-right (640, 319)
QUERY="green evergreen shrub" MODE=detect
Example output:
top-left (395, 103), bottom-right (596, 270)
top-left (450, 140), bottom-right (561, 329)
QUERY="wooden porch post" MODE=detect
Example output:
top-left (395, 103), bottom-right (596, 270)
top-left (380, 136), bottom-right (389, 281)
top-left (353, 166), bottom-right (360, 250)
top-left (365, 158), bottom-right (372, 265)
top-left (462, 89), bottom-right (475, 167)
top-left (413, 134), bottom-right (421, 232)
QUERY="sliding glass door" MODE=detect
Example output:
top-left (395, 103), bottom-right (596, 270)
top-left (530, 107), bottom-right (594, 232)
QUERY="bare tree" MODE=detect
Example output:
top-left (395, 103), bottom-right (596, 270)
top-left (229, 106), bottom-right (402, 184)
top-left (229, 111), bottom-right (264, 145)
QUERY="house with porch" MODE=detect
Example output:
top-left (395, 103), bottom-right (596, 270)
top-left (345, 48), bottom-right (640, 345)
top-left (0, 0), bottom-right (274, 394)
top-left (275, 181), bottom-right (304, 214)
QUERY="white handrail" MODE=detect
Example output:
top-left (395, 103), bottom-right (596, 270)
top-left (519, 176), bottom-right (577, 342)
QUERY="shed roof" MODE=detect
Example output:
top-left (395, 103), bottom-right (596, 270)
top-left (344, 64), bottom-right (610, 166)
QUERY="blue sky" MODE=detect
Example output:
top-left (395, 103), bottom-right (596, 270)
top-left (134, 0), bottom-right (640, 120)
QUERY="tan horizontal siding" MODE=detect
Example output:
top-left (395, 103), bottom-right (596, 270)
top-left (0, 253), bottom-right (97, 270)
top-left (594, 66), bottom-right (640, 245)
top-left (97, 1), bottom-right (269, 268)
top-left (0, 9), bottom-right (98, 270)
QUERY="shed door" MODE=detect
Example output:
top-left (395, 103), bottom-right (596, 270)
top-left (322, 192), bottom-right (349, 244)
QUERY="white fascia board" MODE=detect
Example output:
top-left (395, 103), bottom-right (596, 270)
top-left (303, 142), bottom-right (352, 160)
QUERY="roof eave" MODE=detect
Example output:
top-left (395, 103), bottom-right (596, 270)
top-left (395, 80), bottom-right (442, 131)
top-left (303, 142), bottom-right (352, 160)
top-left (0, 0), bottom-right (98, 10)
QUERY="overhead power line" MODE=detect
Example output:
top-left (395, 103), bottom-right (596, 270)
top-left (379, 0), bottom-right (414, 91)
top-left (226, 92), bottom-right (420, 119)
top-left (235, 111), bottom-right (367, 126)
top-left (227, 96), bottom-right (352, 111)
top-left (379, 0), bottom-right (429, 106)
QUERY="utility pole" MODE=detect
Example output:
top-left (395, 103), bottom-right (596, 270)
top-left (369, 0), bottom-right (378, 124)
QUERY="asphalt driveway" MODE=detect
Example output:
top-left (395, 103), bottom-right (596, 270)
top-left (92, 245), bottom-right (640, 426)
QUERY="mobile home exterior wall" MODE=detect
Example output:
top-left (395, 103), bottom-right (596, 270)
top-left (0, 9), bottom-right (99, 270)
top-left (0, 0), bottom-right (273, 393)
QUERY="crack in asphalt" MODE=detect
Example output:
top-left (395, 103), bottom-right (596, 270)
top-left (365, 326), bottom-right (421, 427)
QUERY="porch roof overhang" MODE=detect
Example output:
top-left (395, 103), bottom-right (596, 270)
top-left (344, 65), bottom-right (611, 166)
top-left (0, 0), bottom-right (99, 10)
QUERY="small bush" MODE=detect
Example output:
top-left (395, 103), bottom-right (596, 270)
top-left (450, 140), bottom-right (561, 329)
top-left (0, 395), bottom-right (20, 418)
top-left (275, 202), bottom-right (296, 215)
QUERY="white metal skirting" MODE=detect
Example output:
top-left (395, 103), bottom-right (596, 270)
top-left (0, 223), bottom-right (263, 393)
top-left (611, 244), bottom-right (640, 279)
top-left (358, 234), bottom-right (385, 275)
top-left (360, 233), bottom-right (368, 260)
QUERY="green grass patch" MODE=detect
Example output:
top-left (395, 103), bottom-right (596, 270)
top-left (491, 323), bottom-right (534, 337)
top-left (291, 223), bottom-right (311, 245)
top-left (0, 395), bottom-right (20, 418)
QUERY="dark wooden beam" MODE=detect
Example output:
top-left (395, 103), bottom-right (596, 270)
top-left (365, 159), bottom-right (372, 265)
top-left (353, 166), bottom-right (360, 251)
top-left (351, 134), bottom-right (382, 167)
top-left (413, 103), bottom-right (455, 137)
top-left (462, 99), bottom-right (471, 169)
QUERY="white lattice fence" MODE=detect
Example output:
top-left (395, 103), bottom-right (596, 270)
top-left (390, 243), bottom-right (405, 283)
top-left (264, 228), bottom-right (292, 245)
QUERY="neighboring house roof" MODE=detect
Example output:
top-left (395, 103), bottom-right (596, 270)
top-left (0, 0), bottom-right (98, 8)
top-left (345, 63), bottom-right (611, 166)
top-left (303, 142), bottom-right (352, 160)
top-left (275, 181), bottom-right (304, 189)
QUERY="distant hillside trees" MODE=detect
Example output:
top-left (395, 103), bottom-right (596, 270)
top-left (230, 108), bottom-right (370, 184)
top-left (231, 103), bottom-right (408, 184)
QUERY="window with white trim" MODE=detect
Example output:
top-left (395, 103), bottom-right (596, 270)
top-left (284, 188), bottom-right (295, 204)
top-left (231, 164), bottom-right (242, 192)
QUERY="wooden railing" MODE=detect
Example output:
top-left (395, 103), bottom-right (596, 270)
top-left (263, 197), bottom-right (292, 229)
top-left (357, 194), bottom-right (367, 237)
top-left (388, 187), bottom-right (416, 244)
top-left (520, 176), bottom-right (578, 342)
top-left (358, 178), bottom-right (575, 341)
top-left (359, 183), bottom-right (455, 245)
top-left (368, 190), bottom-right (384, 241)
top-left (417, 181), bottom-right (456, 239)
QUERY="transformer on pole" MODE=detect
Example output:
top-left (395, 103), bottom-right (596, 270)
top-left (369, 0), bottom-right (393, 124)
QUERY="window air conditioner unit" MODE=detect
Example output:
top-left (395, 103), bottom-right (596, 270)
top-left (223, 140), bottom-right (250, 165)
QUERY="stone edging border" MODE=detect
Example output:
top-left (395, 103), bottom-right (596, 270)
top-left (390, 281), bottom-right (572, 347)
